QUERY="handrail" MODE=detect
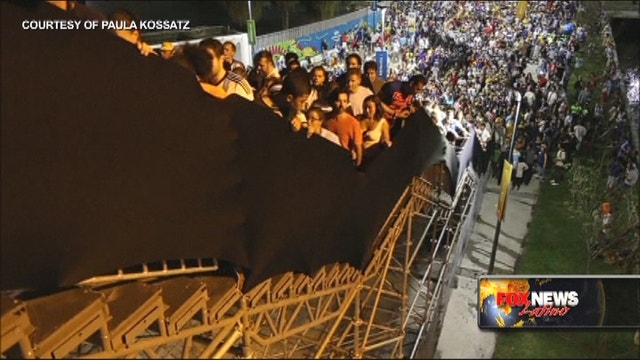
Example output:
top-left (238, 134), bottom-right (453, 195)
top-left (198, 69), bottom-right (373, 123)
top-left (77, 258), bottom-right (219, 287)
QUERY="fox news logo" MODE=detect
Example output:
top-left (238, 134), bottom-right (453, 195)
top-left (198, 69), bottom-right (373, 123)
top-left (497, 291), bottom-right (579, 317)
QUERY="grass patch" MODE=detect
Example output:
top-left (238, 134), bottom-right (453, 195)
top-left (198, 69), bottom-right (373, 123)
top-left (601, 1), bottom-right (640, 12)
top-left (493, 2), bottom-right (639, 359)
top-left (495, 180), bottom-right (637, 359)
top-left (566, 30), bottom-right (607, 104)
top-left (514, 180), bottom-right (618, 275)
top-left (515, 182), bottom-right (587, 274)
top-left (495, 330), bottom-right (639, 359)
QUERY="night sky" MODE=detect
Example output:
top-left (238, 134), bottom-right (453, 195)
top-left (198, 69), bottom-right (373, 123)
top-left (86, 1), bottom-right (340, 35)
top-left (87, 1), bottom-right (231, 28)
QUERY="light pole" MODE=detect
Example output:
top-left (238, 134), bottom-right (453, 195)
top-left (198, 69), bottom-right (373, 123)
top-left (506, 91), bottom-right (523, 165)
top-left (370, 1), bottom-right (376, 54)
top-left (374, 1), bottom-right (389, 51)
top-left (380, 8), bottom-right (385, 50)
top-left (247, 1), bottom-right (253, 57)
top-left (487, 90), bottom-right (523, 274)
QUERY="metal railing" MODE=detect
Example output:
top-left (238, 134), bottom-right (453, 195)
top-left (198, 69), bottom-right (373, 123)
top-left (77, 258), bottom-right (219, 287)
top-left (255, 8), bottom-right (371, 51)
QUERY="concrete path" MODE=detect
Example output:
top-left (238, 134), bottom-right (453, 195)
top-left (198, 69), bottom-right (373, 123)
top-left (434, 175), bottom-right (541, 359)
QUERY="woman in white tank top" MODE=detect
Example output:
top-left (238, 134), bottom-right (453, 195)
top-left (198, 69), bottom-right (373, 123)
top-left (357, 95), bottom-right (392, 171)
top-left (359, 95), bottom-right (392, 150)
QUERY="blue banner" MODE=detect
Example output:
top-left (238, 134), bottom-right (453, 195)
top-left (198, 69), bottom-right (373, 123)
top-left (269, 11), bottom-right (383, 60)
top-left (376, 50), bottom-right (388, 80)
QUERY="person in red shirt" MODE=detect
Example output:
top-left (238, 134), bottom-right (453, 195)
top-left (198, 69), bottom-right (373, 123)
top-left (538, 73), bottom-right (548, 88)
top-left (378, 74), bottom-right (427, 139)
top-left (451, 71), bottom-right (459, 86)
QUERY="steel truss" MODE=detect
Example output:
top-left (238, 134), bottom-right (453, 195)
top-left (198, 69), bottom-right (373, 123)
top-left (1, 169), bottom-right (480, 359)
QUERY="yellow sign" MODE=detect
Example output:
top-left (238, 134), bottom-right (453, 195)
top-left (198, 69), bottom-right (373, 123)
top-left (497, 161), bottom-right (513, 221)
top-left (516, 1), bottom-right (528, 19)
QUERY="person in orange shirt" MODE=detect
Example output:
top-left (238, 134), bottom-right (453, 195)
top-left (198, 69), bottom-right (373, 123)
top-left (324, 88), bottom-right (363, 167)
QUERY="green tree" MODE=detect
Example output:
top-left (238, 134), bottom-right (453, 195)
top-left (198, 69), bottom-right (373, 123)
top-left (220, 2), bottom-right (264, 31)
top-left (271, 0), bottom-right (299, 30)
top-left (311, 1), bottom-right (341, 20)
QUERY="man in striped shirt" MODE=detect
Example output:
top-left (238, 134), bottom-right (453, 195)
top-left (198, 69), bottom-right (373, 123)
top-left (199, 38), bottom-right (254, 102)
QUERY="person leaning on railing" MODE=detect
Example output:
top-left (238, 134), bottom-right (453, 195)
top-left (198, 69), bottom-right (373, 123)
top-left (173, 44), bottom-right (228, 99)
top-left (107, 8), bottom-right (157, 57)
top-left (378, 74), bottom-right (428, 140)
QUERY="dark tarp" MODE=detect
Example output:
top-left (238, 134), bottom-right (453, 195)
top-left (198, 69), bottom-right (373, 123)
top-left (1, 1), bottom-right (458, 292)
top-left (222, 95), bottom-right (365, 288)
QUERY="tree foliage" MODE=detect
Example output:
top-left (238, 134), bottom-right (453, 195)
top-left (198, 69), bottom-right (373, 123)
top-left (311, 1), bottom-right (341, 21)
top-left (221, 1), bottom-right (264, 31)
top-left (271, 0), bottom-right (299, 30)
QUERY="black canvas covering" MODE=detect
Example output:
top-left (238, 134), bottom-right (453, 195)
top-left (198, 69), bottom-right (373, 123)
top-left (0, 1), bottom-right (459, 292)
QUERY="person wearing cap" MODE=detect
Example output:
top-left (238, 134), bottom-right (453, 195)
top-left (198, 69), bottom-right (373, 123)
top-left (160, 42), bottom-right (175, 60)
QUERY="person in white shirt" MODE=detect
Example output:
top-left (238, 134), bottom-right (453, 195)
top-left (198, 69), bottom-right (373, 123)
top-left (547, 85), bottom-right (558, 113)
top-left (222, 41), bottom-right (246, 76)
top-left (550, 144), bottom-right (568, 185)
top-left (512, 156), bottom-right (529, 191)
top-left (449, 111), bottom-right (470, 138)
top-left (306, 107), bottom-right (340, 146)
top-left (478, 121), bottom-right (492, 151)
top-left (573, 123), bottom-right (587, 150)
top-left (623, 161), bottom-right (639, 188)
top-left (524, 86), bottom-right (536, 109)
top-left (564, 111), bottom-right (574, 127)
top-left (346, 69), bottom-right (374, 117)
top-left (199, 38), bottom-right (254, 101)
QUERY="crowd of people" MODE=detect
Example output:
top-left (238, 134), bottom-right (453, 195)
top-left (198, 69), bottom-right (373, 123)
top-left (34, 1), bottom-right (639, 343)
top-left (342, 0), bottom-right (639, 191)
top-left (166, 37), bottom-right (426, 170)
top-left (50, 0), bottom-right (638, 186)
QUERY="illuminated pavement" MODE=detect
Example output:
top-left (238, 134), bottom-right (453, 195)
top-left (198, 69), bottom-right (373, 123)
top-left (434, 59), bottom-right (543, 358)
top-left (434, 177), bottom-right (541, 358)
